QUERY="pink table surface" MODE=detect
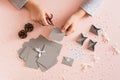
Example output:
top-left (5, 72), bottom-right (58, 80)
top-left (0, 0), bottom-right (120, 80)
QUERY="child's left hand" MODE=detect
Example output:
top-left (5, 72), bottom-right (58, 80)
top-left (61, 9), bottom-right (87, 36)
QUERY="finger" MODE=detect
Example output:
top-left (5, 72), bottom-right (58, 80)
top-left (66, 25), bottom-right (74, 36)
top-left (46, 17), bottom-right (53, 25)
top-left (41, 14), bottom-right (49, 26)
top-left (45, 13), bottom-right (53, 19)
top-left (32, 18), bottom-right (43, 25)
top-left (38, 20), bottom-right (44, 26)
top-left (61, 21), bottom-right (71, 32)
top-left (45, 13), bottom-right (54, 25)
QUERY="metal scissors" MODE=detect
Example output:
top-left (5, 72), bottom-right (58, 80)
top-left (46, 13), bottom-right (54, 26)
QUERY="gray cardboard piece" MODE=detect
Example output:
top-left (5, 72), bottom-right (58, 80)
top-left (62, 57), bottom-right (74, 67)
top-left (49, 27), bottom-right (65, 41)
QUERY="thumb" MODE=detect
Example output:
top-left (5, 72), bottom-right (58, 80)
top-left (61, 20), bottom-right (71, 32)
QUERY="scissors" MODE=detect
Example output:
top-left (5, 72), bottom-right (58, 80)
top-left (46, 13), bottom-right (54, 26)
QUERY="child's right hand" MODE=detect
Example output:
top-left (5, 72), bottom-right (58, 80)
top-left (24, 0), bottom-right (51, 26)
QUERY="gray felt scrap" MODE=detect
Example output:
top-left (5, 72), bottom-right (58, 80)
top-left (87, 39), bottom-right (97, 51)
top-left (62, 57), bottom-right (74, 67)
top-left (19, 47), bottom-right (32, 61)
top-left (49, 27), bottom-right (65, 41)
top-left (25, 49), bottom-right (39, 69)
top-left (77, 33), bottom-right (87, 45)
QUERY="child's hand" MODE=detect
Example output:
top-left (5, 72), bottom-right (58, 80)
top-left (61, 9), bottom-right (87, 36)
top-left (24, 0), bottom-right (51, 26)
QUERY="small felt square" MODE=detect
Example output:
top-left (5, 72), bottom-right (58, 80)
top-left (49, 27), bottom-right (65, 41)
top-left (37, 44), bottom-right (61, 69)
top-left (25, 49), bottom-right (39, 69)
top-left (19, 47), bottom-right (32, 61)
top-left (62, 57), bottom-right (74, 67)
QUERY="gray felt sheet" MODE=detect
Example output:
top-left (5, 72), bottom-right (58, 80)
top-left (19, 47), bottom-right (32, 61)
top-left (77, 33), bottom-right (87, 45)
top-left (25, 49), bottom-right (39, 69)
top-left (89, 25), bottom-right (100, 36)
top-left (37, 43), bottom-right (62, 69)
top-left (49, 27), bottom-right (65, 41)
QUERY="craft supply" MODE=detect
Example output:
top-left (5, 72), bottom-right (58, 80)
top-left (89, 25), bottom-right (100, 35)
top-left (49, 27), bottom-right (65, 41)
top-left (77, 33), bottom-right (87, 45)
top-left (62, 56), bottom-right (74, 67)
top-left (87, 39), bottom-right (97, 51)
top-left (18, 35), bottom-right (62, 72)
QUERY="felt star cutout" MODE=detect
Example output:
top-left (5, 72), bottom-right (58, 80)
top-left (89, 25), bottom-right (101, 35)
top-left (77, 33), bottom-right (87, 45)
top-left (87, 40), bottom-right (97, 51)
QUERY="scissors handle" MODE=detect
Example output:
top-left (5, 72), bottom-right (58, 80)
top-left (46, 14), bottom-right (54, 25)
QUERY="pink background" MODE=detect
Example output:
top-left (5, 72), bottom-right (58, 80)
top-left (0, 0), bottom-right (120, 80)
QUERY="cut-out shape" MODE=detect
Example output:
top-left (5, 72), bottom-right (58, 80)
top-left (87, 40), bottom-right (97, 51)
top-left (89, 25), bottom-right (100, 35)
top-left (25, 49), bottom-right (39, 69)
top-left (37, 44), bottom-right (62, 69)
top-left (49, 27), bottom-right (65, 41)
top-left (77, 33), bottom-right (87, 45)
top-left (19, 47), bottom-right (39, 69)
top-left (19, 47), bottom-right (32, 61)
top-left (62, 57), bottom-right (74, 67)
